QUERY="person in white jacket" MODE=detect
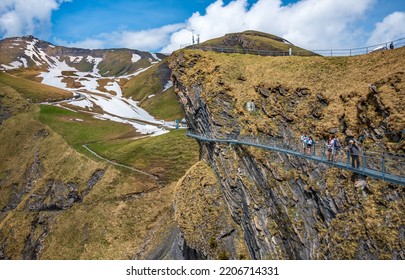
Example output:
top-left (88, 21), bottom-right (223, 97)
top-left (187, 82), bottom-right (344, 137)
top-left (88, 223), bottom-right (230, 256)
top-left (326, 135), bottom-right (333, 161)
top-left (301, 133), bottom-right (308, 153)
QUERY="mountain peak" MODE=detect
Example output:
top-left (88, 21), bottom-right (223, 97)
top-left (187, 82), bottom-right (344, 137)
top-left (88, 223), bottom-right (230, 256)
top-left (190, 30), bottom-right (313, 55)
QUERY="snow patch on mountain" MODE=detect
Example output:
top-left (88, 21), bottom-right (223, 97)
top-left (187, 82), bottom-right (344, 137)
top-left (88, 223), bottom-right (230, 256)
top-left (88, 56), bottom-right (102, 77)
top-left (69, 98), bottom-right (94, 109)
top-left (69, 56), bottom-right (83, 63)
top-left (74, 73), bottom-right (104, 94)
top-left (39, 69), bottom-right (67, 88)
top-left (150, 53), bottom-right (161, 61)
top-left (131, 54), bottom-right (141, 63)
top-left (36, 60), bottom-right (168, 135)
top-left (1, 61), bottom-right (22, 70)
top-left (94, 114), bottom-right (168, 136)
top-left (20, 57), bottom-right (28, 68)
top-left (24, 40), bottom-right (42, 67)
top-left (105, 81), bottom-right (122, 97)
top-left (163, 80), bottom-right (173, 92)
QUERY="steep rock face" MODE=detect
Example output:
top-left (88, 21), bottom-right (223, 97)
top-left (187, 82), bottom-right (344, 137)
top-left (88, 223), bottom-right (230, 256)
top-left (169, 49), bottom-right (405, 259)
top-left (174, 161), bottom-right (249, 259)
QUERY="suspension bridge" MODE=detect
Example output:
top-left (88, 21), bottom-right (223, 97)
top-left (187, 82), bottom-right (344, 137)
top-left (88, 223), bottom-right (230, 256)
top-left (187, 131), bottom-right (405, 186)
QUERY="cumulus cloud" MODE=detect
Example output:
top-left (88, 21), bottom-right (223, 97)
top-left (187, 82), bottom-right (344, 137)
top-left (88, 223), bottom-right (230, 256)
top-left (54, 38), bottom-right (105, 50)
top-left (106, 23), bottom-right (185, 51)
top-left (161, 0), bottom-right (376, 53)
top-left (367, 12), bottom-right (405, 45)
top-left (0, 0), bottom-right (70, 39)
top-left (55, 23), bottom-right (185, 51)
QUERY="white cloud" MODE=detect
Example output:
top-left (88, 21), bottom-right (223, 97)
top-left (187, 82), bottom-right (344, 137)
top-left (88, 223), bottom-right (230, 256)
top-left (55, 23), bottom-right (185, 51)
top-left (0, 0), bottom-right (71, 39)
top-left (54, 38), bottom-right (105, 50)
top-left (161, 0), bottom-right (377, 53)
top-left (367, 12), bottom-right (405, 45)
top-left (107, 23), bottom-right (185, 51)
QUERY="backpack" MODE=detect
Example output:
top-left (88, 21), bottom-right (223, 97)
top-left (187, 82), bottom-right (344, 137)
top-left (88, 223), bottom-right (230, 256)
top-left (333, 139), bottom-right (341, 148)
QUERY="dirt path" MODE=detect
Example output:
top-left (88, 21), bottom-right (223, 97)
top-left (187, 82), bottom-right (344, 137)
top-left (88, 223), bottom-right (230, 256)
top-left (82, 144), bottom-right (159, 181)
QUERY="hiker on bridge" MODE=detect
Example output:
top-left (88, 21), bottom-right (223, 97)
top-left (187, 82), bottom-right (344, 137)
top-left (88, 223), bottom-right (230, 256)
top-left (301, 133), bottom-right (309, 153)
top-left (331, 136), bottom-right (342, 162)
top-left (306, 136), bottom-right (314, 155)
top-left (326, 135), bottom-right (333, 161)
top-left (347, 140), bottom-right (361, 168)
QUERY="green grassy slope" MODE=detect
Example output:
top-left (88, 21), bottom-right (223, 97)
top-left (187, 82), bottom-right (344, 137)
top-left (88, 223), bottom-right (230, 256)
top-left (97, 50), bottom-right (151, 76)
top-left (88, 129), bottom-right (199, 184)
top-left (38, 105), bottom-right (138, 151)
top-left (123, 60), bottom-right (184, 120)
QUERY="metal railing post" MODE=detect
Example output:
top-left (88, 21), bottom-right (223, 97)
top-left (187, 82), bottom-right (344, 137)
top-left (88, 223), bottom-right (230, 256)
top-left (346, 150), bottom-right (350, 168)
top-left (362, 151), bottom-right (366, 175)
top-left (322, 144), bottom-right (325, 160)
top-left (382, 153), bottom-right (385, 180)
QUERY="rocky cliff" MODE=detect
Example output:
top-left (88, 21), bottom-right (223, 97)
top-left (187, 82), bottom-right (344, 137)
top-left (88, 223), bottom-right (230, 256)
top-left (169, 47), bottom-right (405, 259)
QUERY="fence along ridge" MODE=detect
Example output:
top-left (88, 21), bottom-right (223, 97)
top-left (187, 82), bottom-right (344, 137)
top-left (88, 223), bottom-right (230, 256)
top-left (186, 37), bottom-right (405, 57)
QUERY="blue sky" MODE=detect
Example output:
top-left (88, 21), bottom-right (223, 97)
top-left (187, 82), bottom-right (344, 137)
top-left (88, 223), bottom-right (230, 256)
top-left (1, 0), bottom-right (405, 52)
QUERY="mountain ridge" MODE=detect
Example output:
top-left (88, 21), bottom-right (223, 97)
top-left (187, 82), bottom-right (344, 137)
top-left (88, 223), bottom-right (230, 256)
top-left (0, 35), bottom-right (166, 76)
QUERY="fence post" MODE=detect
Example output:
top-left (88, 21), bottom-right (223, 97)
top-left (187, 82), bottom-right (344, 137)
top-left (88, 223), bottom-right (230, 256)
top-left (321, 144), bottom-right (325, 160)
top-left (382, 153), bottom-right (385, 180)
top-left (362, 150), bottom-right (366, 175)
